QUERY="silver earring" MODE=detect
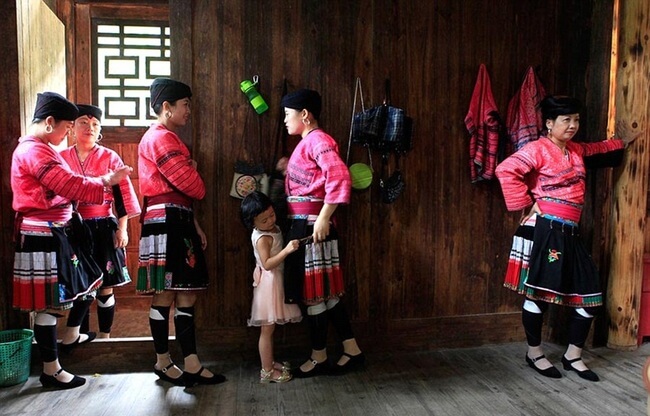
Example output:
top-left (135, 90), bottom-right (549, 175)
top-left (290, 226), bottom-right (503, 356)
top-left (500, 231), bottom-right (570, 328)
top-left (165, 111), bottom-right (172, 119)
top-left (45, 124), bottom-right (53, 134)
top-left (97, 133), bottom-right (103, 142)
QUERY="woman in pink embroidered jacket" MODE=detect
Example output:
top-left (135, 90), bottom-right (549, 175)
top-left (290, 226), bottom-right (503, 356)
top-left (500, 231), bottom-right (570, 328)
top-left (136, 78), bottom-right (224, 387)
top-left (59, 104), bottom-right (141, 345)
top-left (495, 95), bottom-right (639, 383)
top-left (278, 88), bottom-right (364, 378)
top-left (11, 92), bottom-right (132, 390)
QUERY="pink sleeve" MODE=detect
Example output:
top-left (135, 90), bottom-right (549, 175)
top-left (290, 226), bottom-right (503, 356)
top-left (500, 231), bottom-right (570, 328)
top-left (313, 141), bottom-right (351, 204)
top-left (32, 145), bottom-right (105, 204)
top-left (150, 132), bottom-right (206, 200)
top-left (495, 146), bottom-right (540, 211)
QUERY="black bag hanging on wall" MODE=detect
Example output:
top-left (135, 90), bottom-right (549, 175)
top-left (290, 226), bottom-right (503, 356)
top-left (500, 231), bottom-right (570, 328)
top-left (351, 79), bottom-right (412, 153)
top-left (379, 153), bottom-right (405, 204)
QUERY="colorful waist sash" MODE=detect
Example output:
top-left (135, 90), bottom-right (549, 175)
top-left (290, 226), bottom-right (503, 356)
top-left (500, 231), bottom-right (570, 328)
top-left (287, 197), bottom-right (324, 219)
top-left (537, 198), bottom-right (582, 224)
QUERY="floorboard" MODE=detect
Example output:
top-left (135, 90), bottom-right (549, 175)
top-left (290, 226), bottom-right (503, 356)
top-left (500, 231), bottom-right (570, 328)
top-left (0, 341), bottom-right (648, 416)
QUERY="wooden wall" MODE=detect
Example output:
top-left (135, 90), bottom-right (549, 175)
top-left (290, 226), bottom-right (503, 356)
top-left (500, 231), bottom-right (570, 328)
top-left (167, 0), bottom-right (616, 352)
top-left (0, 0), bottom-right (623, 354)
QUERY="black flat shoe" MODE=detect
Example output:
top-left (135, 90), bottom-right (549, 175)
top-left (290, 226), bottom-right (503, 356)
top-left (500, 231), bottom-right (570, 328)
top-left (562, 355), bottom-right (600, 382)
top-left (293, 359), bottom-right (330, 378)
top-left (330, 352), bottom-right (366, 375)
top-left (154, 362), bottom-right (185, 386)
top-left (40, 369), bottom-right (86, 390)
top-left (182, 367), bottom-right (226, 387)
top-left (59, 332), bottom-right (97, 354)
top-left (525, 354), bottom-right (562, 379)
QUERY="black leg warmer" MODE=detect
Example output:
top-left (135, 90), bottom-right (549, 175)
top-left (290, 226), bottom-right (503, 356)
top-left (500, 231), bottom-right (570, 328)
top-left (568, 309), bottom-right (596, 348)
top-left (34, 320), bottom-right (58, 362)
top-left (97, 294), bottom-right (115, 334)
top-left (521, 300), bottom-right (548, 347)
top-left (174, 306), bottom-right (197, 357)
top-left (149, 305), bottom-right (171, 354)
top-left (327, 302), bottom-right (355, 341)
top-left (80, 310), bottom-right (90, 334)
top-left (67, 296), bottom-right (95, 327)
top-left (307, 311), bottom-right (329, 351)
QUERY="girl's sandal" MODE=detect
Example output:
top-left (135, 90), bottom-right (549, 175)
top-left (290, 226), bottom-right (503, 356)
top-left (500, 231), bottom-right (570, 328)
top-left (273, 361), bottom-right (291, 372)
top-left (260, 367), bottom-right (292, 383)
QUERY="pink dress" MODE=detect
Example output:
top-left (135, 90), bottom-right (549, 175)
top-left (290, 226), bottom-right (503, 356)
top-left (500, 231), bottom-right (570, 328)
top-left (248, 228), bottom-right (302, 326)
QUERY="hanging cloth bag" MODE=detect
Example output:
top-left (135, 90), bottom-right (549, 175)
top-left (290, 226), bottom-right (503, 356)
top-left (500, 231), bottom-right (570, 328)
top-left (379, 152), bottom-right (405, 203)
top-left (351, 79), bottom-right (412, 153)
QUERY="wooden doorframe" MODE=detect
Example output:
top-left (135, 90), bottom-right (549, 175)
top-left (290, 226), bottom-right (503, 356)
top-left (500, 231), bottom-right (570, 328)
top-left (59, 0), bottom-right (170, 337)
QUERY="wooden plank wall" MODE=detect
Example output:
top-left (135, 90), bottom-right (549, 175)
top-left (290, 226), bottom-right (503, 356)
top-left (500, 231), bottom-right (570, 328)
top-left (165, 0), bottom-right (616, 352)
top-left (0, 0), bottom-right (622, 353)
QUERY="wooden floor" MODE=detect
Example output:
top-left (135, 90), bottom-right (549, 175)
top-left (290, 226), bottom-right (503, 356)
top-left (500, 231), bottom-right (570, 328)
top-left (1, 341), bottom-right (648, 416)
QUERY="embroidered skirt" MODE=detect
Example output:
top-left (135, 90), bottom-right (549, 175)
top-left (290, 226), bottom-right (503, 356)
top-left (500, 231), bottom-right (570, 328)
top-left (85, 217), bottom-right (131, 288)
top-left (503, 215), bottom-right (601, 307)
top-left (284, 218), bottom-right (345, 304)
top-left (13, 225), bottom-right (103, 312)
top-left (137, 205), bottom-right (208, 294)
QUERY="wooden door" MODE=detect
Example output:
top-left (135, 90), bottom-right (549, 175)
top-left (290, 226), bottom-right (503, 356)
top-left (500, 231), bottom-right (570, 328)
top-left (66, 2), bottom-right (170, 337)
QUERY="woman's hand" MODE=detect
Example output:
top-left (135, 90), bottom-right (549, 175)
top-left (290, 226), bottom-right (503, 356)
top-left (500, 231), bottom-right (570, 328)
top-left (103, 166), bottom-right (133, 186)
top-left (114, 229), bottom-right (128, 248)
top-left (312, 216), bottom-right (330, 243)
top-left (617, 120), bottom-right (643, 146)
top-left (520, 202), bottom-right (542, 225)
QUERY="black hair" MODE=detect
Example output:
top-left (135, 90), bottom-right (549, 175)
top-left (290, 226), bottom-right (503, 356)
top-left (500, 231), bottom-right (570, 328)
top-left (240, 191), bottom-right (274, 231)
top-left (539, 95), bottom-right (582, 122)
top-left (152, 99), bottom-right (179, 116)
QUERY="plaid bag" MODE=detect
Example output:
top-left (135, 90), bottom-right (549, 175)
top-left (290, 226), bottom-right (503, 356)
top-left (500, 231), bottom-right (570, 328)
top-left (350, 79), bottom-right (412, 152)
top-left (381, 106), bottom-right (412, 152)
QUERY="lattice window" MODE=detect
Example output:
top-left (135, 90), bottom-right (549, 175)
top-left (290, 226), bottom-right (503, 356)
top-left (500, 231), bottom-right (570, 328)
top-left (93, 20), bottom-right (170, 127)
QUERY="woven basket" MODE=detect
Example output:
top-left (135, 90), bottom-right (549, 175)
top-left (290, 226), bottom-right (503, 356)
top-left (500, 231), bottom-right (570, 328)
top-left (0, 329), bottom-right (33, 387)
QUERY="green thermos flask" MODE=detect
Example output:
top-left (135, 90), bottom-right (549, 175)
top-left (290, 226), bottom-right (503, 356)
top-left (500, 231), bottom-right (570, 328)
top-left (240, 76), bottom-right (269, 114)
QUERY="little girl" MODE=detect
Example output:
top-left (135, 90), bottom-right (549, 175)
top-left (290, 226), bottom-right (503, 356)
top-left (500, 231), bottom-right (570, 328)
top-left (240, 191), bottom-right (302, 383)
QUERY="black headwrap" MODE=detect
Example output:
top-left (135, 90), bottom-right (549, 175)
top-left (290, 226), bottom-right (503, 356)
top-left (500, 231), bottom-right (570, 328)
top-left (33, 92), bottom-right (79, 121)
top-left (76, 104), bottom-right (103, 121)
top-left (150, 78), bottom-right (192, 109)
top-left (540, 95), bottom-right (582, 121)
top-left (280, 88), bottom-right (322, 120)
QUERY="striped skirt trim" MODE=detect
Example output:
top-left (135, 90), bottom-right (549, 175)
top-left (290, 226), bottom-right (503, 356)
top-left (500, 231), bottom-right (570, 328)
top-left (136, 206), bottom-right (209, 294)
top-left (13, 231), bottom-right (103, 311)
top-left (137, 234), bottom-right (169, 294)
top-left (303, 239), bottom-right (345, 303)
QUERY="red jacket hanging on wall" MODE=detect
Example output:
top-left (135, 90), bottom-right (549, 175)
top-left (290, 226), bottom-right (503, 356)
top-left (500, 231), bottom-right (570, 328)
top-left (464, 64), bottom-right (501, 182)
top-left (506, 66), bottom-right (546, 153)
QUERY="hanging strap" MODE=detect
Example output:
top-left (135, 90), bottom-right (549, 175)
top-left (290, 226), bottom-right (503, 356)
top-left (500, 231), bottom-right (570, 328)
top-left (383, 79), bottom-right (391, 106)
top-left (346, 77), bottom-right (372, 167)
top-left (272, 78), bottom-right (289, 168)
top-left (238, 79), bottom-right (264, 169)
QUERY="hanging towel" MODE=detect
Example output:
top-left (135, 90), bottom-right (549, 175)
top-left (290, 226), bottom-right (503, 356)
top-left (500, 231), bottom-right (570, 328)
top-left (506, 66), bottom-right (546, 152)
top-left (464, 64), bottom-right (501, 182)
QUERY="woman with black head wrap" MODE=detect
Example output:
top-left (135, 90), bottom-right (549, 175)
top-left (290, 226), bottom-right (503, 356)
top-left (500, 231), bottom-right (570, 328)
top-left (137, 78), bottom-right (225, 386)
top-left (495, 95), bottom-right (640, 382)
top-left (11, 92), bottom-right (132, 389)
top-left (278, 88), bottom-right (364, 377)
